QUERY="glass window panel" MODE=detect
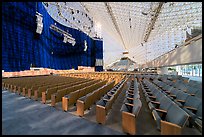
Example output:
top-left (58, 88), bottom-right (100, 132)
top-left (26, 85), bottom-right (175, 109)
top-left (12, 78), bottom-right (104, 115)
top-left (199, 64), bottom-right (202, 77)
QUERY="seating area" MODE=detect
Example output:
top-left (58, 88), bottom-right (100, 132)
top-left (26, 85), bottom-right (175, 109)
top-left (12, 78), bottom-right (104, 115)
top-left (139, 78), bottom-right (189, 135)
top-left (153, 79), bottom-right (202, 98)
top-left (149, 78), bottom-right (202, 132)
top-left (76, 81), bottom-right (115, 116)
top-left (3, 73), bottom-right (141, 134)
top-left (96, 77), bottom-right (128, 124)
top-left (3, 75), bottom-right (63, 93)
top-left (2, 72), bottom-right (202, 135)
top-left (41, 79), bottom-right (91, 103)
top-left (2, 73), bottom-right (126, 105)
top-left (61, 80), bottom-right (107, 110)
top-left (34, 78), bottom-right (86, 100)
top-left (137, 73), bottom-right (202, 99)
top-left (138, 75), bottom-right (202, 132)
top-left (50, 79), bottom-right (100, 106)
top-left (120, 75), bottom-right (142, 135)
top-left (1, 71), bottom-right (202, 134)
top-left (60, 72), bottom-right (125, 85)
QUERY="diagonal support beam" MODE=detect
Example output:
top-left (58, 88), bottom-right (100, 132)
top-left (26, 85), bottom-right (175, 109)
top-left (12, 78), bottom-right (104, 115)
top-left (144, 2), bottom-right (164, 42)
top-left (80, 2), bottom-right (90, 13)
top-left (104, 2), bottom-right (127, 50)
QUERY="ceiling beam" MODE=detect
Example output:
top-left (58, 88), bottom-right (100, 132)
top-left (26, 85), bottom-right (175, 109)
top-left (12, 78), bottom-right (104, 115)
top-left (80, 2), bottom-right (90, 13)
top-left (104, 2), bottom-right (127, 50)
top-left (144, 2), bottom-right (164, 42)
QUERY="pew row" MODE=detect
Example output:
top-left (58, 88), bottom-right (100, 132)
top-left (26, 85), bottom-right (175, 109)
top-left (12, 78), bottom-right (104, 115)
top-left (42, 79), bottom-right (92, 104)
top-left (96, 78), bottom-right (128, 124)
top-left (50, 79), bottom-right (100, 106)
top-left (121, 76), bottom-right (142, 135)
top-left (62, 80), bottom-right (108, 111)
top-left (76, 81), bottom-right (115, 116)
top-left (30, 78), bottom-right (85, 100)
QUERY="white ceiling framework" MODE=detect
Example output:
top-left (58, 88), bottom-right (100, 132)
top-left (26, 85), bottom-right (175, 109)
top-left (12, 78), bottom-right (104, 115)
top-left (143, 2), bottom-right (164, 42)
top-left (43, 2), bottom-right (202, 68)
top-left (104, 2), bottom-right (127, 49)
top-left (43, 2), bottom-right (98, 38)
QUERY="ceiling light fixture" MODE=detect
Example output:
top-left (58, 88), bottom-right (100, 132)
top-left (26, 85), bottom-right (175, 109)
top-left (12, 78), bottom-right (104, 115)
top-left (142, 12), bottom-right (148, 15)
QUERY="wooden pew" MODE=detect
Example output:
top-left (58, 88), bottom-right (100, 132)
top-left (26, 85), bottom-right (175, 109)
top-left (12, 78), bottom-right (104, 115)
top-left (28, 77), bottom-right (81, 98)
top-left (62, 80), bottom-right (107, 111)
top-left (96, 78), bottom-right (128, 124)
top-left (51, 79), bottom-right (99, 106)
top-left (76, 81), bottom-right (115, 116)
top-left (121, 77), bottom-right (142, 135)
top-left (13, 78), bottom-right (32, 93)
top-left (42, 79), bottom-right (92, 104)
top-left (21, 76), bottom-right (56, 96)
top-left (34, 78), bottom-right (84, 100)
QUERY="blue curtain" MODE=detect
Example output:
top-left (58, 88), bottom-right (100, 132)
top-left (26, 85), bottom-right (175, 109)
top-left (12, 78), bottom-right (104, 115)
top-left (2, 2), bottom-right (103, 72)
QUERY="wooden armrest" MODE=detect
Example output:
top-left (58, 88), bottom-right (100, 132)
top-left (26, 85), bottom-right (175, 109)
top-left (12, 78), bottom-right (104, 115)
top-left (149, 96), bottom-right (156, 99)
top-left (155, 108), bottom-right (167, 113)
top-left (184, 106), bottom-right (197, 112)
top-left (169, 94), bottom-right (176, 98)
top-left (145, 89), bottom-right (151, 92)
top-left (190, 94), bottom-right (195, 96)
top-left (125, 102), bottom-right (134, 107)
top-left (77, 100), bottom-right (85, 104)
top-left (156, 108), bottom-right (167, 120)
top-left (164, 91), bottom-right (170, 94)
top-left (161, 120), bottom-right (182, 135)
top-left (122, 111), bottom-right (135, 117)
top-left (151, 101), bottom-right (160, 105)
top-left (147, 92), bottom-right (153, 95)
top-left (176, 99), bottom-right (185, 103)
top-left (127, 97), bottom-right (134, 100)
top-left (128, 92), bottom-right (134, 96)
top-left (96, 105), bottom-right (105, 109)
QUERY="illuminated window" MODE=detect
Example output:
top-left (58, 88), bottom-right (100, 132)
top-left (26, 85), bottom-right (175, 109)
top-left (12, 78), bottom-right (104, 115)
top-left (176, 64), bottom-right (202, 77)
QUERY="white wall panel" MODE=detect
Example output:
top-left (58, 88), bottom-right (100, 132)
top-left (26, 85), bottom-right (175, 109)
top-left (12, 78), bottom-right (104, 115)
top-left (146, 36), bottom-right (202, 68)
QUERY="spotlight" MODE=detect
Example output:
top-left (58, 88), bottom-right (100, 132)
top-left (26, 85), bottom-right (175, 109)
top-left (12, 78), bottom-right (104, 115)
top-left (71, 10), bottom-right (74, 14)
top-left (141, 12), bottom-right (148, 15)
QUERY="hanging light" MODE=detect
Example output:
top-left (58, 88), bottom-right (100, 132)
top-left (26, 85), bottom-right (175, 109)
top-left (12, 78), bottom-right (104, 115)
top-left (36, 12), bottom-right (43, 34)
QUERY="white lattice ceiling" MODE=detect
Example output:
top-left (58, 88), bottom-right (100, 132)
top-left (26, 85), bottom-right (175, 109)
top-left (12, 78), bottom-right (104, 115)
top-left (44, 2), bottom-right (202, 67)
